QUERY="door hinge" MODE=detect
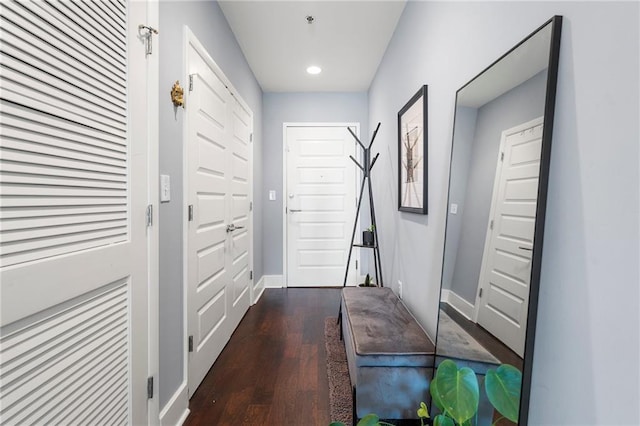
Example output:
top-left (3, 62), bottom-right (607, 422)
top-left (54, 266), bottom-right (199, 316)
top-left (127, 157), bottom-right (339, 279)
top-left (355, 260), bottom-right (358, 270)
top-left (500, 152), bottom-right (504, 161)
top-left (189, 74), bottom-right (194, 92)
top-left (479, 288), bottom-right (484, 298)
top-left (147, 376), bottom-right (154, 399)
top-left (249, 201), bottom-right (253, 212)
top-left (146, 204), bottom-right (153, 227)
top-left (250, 133), bottom-right (253, 143)
top-left (188, 335), bottom-right (194, 352)
top-left (188, 205), bottom-right (194, 221)
top-left (249, 270), bottom-right (253, 280)
top-left (489, 219), bottom-right (494, 230)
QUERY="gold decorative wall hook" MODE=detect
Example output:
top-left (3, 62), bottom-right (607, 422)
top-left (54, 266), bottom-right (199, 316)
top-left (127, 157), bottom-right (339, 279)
top-left (171, 81), bottom-right (184, 108)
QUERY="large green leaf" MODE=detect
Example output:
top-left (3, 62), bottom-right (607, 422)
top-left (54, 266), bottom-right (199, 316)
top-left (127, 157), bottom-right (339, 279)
top-left (433, 414), bottom-right (455, 426)
top-left (431, 359), bottom-right (479, 424)
top-left (485, 364), bottom-right (522, 423)
top-left (357, 414), bottom-right (381, 426)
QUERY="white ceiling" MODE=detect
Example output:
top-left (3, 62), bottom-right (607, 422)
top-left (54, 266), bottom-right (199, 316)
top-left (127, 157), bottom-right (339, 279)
top-left (218, 1), bottom-right (407, 92)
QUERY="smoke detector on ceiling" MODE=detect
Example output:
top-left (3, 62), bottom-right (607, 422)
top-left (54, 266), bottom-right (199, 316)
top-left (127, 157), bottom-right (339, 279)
top-left (306, 15), bottom-right (314, 24)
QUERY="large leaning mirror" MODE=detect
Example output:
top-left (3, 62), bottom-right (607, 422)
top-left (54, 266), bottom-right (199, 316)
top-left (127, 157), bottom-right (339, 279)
top-left (435, 16), bottom-right (562, 425)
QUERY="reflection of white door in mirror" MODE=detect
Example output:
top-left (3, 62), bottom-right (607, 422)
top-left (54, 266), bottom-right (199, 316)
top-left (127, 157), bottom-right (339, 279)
top-left (475, 117), bottom-right (543, 357)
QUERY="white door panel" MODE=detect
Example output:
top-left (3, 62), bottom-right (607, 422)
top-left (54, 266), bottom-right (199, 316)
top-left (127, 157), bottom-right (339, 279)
top-left (1, 1), bottom-right (151, 424)
top-left (186, 33), bottom-right (252, 396)
top-left (228, 101), bottom-right (251, 316)
top-left (476, 117), bottom-right (543, 357)
top-left (285, 125), bottom-right (357, 287)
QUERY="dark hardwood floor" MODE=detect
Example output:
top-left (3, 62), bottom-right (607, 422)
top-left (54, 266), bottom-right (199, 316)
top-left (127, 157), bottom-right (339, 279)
top-left (184, 288), bottom-right (342, 426)
top-left (441, 303), bottom-right (523, 370)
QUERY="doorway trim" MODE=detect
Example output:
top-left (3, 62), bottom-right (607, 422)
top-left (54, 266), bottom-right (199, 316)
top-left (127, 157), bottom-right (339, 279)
top-left (281, 122), bottom-right (360, 288)
top-left (146, 1), bottom-right (160, 423)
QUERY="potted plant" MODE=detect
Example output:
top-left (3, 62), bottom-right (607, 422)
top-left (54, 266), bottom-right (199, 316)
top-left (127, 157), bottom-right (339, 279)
top-left (329, 360), bottom-right (521, 426)
top-left (359, 273), bottom-right (376, 288)
top-left (363, 225), bottom-right (375, 246)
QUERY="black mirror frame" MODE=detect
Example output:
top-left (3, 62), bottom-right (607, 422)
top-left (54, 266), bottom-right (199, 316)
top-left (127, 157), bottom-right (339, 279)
top-left (520, 15), bottom-right (562, 425)
top-left (437, 15), bottom-right (563, 425)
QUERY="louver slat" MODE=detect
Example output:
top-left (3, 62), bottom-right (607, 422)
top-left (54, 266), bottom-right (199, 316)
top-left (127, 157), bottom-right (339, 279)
top-left (1, 68), bottom-right (127, 136)
top-left (2, 102), bottom-right (127, 150)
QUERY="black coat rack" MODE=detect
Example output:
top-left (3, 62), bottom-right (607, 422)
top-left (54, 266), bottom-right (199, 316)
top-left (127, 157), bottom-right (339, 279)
top-left (343, 122), bottom-right (383, 287)
top-left (338, 123), bottom-right (384, 325)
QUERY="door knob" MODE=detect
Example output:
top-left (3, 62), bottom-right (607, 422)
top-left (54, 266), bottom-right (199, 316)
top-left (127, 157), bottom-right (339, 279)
top-left (289, 209), bottom-right (302, 213)
top-left (226, 224), bottom-right (245, 233)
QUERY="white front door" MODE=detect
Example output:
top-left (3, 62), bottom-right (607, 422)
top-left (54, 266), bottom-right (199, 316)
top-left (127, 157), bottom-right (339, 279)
top-left (476, 117), bottom-right (543, 357)
top-left (0, 1), bottom-right (152, 424)
top-left (185, 31), bottom-right (252, 396)
top-left (285, 124), bottom-right (357, 287)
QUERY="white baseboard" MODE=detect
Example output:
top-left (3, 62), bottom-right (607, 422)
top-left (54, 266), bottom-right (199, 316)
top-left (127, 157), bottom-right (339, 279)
top-left (440, 289), bottom-right (474, 320)
top-left (263, 274), bottom-right (283, 288)
top-left (252, 276), bottom-right (265, 304)
top-left (159, 382), bottom-right (190, 426)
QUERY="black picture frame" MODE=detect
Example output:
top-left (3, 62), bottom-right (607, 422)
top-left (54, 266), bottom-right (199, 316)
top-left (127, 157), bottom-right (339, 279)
top-left (398, 85), bottom-right (428, 214)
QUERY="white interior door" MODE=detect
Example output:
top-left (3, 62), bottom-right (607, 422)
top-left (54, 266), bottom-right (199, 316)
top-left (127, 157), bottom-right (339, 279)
top-left (186, 31), bottom-right (252, 397)
top-left (0, 1), bottom-right (152, 424)
top-left (285, 125), bottom-right (357, 287)
top-left (476, 117), bottom-right (543, 357)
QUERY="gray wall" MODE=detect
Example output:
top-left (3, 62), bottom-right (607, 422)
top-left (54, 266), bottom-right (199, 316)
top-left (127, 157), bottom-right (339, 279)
top-left (262, 92), bottom-right (369, 276)
top-left (158, 1), bottom-right (263, 408)
top-left (368, 1), bottom-right (638, 424)
top-left (448, 70), bottom-right (547, 303)
top-left (441, 106), bottom-right (477, 293)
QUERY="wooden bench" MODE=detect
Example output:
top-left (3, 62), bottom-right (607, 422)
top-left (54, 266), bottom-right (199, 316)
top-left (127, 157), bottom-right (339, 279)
top-left (341, 287), bottom-right (435, 422)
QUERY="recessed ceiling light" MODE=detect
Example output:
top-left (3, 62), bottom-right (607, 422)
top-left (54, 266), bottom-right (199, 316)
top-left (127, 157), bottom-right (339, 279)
top-left (306, 66), bottom-right (322, 75)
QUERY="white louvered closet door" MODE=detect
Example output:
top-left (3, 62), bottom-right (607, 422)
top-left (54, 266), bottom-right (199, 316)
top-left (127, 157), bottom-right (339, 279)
top-left (0, 1), bottom-right (151, 425)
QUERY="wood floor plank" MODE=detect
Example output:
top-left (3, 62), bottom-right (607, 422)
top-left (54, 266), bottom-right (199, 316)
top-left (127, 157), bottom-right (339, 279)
top-left (299, 343), bottom-right (319, 392)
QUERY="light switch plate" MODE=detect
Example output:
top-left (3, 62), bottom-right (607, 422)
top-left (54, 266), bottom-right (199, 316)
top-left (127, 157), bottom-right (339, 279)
top-left (450, 203), bottom-right (458, 214)
top-left (269, 190), bottom-right (276, 201)
top-left (160, 175), bottom-right (170, 202)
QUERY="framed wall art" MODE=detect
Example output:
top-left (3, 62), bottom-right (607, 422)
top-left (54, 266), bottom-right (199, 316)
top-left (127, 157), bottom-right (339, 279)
top-left (398, 85), bottom-right (428, 214)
